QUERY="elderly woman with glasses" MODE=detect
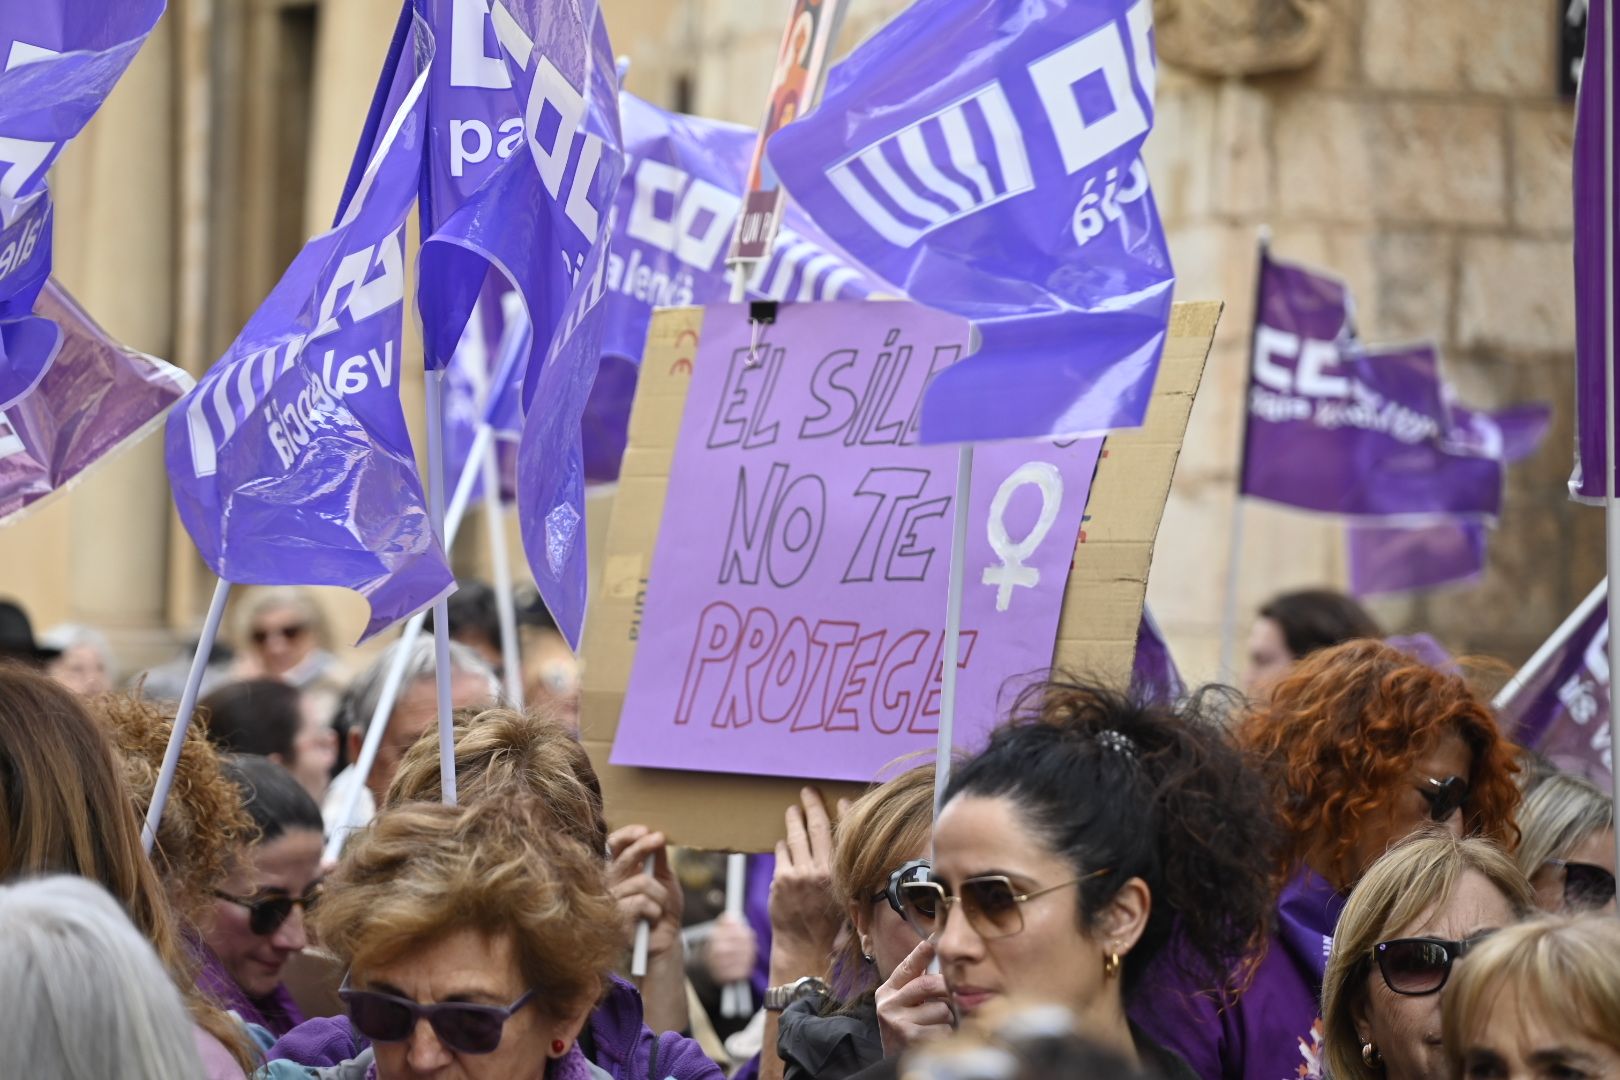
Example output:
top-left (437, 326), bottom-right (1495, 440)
top-left (757, 765), bottom-right (938, 1080)
top-left (1135, 641), bottom-right (1523, 1080)
top-left (1319, 832), bottom-right (1533, 1080)
top-left (880, 681), bottom-right (1281, 1079)
top-left (280, 795), bottom-right (721, 1080)
top-left (1512, 771), bottom-right (1616, 916)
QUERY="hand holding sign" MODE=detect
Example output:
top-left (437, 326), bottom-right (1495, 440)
top-left (768, 787), bottom-right (842, 981)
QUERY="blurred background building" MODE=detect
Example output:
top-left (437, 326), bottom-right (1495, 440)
top-left (1, 0), bottom-right (1592, 683)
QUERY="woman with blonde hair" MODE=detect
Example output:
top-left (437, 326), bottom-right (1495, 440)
top-left (1320, 832), bottom-right (1533, 1080)
top-left (1512, 771), bottom-right (1615, 915)
top-left (1441, 915), bottom-right (1620, 1076)
top-left (266, 796), bottom-right (723, 1079)
top-left (232, 586), bottom-right (344, 702)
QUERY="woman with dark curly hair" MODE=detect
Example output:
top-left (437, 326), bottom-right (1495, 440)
top-left (1134, 639), bottom-right (1522, 1080)
top-left (881, 680), bottom-right (1282, 1079)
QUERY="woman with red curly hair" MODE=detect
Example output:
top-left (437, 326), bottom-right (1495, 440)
top-left (1132, 640), bottom-right (1521, 1080)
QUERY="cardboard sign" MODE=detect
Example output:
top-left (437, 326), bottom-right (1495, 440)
top-left (580, 300), bottom-right (1221, 851)
top-left (729, 0), bottom-right (849, 261)
top-left (611, 301), bottom-right (1102, 783)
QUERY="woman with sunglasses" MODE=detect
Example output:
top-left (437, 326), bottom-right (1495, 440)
top-left (1441, 915), bottom-right (1620, 1077)
top-left (1512, 771), bottom-right (1616, 916)
top-left (1319, 831), bottom-right (1533, 1080)
top-left (200, 755), bottom-right (325, 1039)
top-left (232, 587), bottom-right (345, 703)
top-left (885, 681), bottom-right (1279, 1078)
top-left (1135, 641), bottom-right (1523, 1080)
top-left (304, 796), bottom-right (723, 1080)
top-left (764, 765), bottom-right (938, 1080)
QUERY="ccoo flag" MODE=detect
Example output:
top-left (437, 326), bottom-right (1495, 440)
top-left (414, 0), bottom-right (625, 649)
top-left (1241, 249), bottom-right (1503, 520)
top-left (768, 0), bottom-right (1175, 445)
top-left (1571, 0), bottom-right (1618, 503)
top-left (0, 1), bottom-right (165, 410)
top-left (165, 5), bottom-right (453, 641)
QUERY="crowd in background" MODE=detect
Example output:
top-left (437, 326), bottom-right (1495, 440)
top-left (0, 584), bottom-right (1616, 1080)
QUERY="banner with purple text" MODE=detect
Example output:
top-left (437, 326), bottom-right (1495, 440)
top-left (612, 301), bottom-right (1103, 783)
top-left (769, 0), bottom-right (1174, 445)
top-left (1496, 581), bottom-right (1613, 787)
top-left (413, 0), bottom-right (624, 649)
top-left (166, 5), bottom-right (453, 641)
top-left (0, 0), bottom-right (166, 410)
top-left (0, 280), bottom-right (192, 524)
top-left (1242, 250), bottom-right (1502, 520)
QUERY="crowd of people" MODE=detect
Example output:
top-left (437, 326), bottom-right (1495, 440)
top-left (0, 585), bottom-right (1615, 1080)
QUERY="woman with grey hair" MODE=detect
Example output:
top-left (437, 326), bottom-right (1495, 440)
top-left (0, 875), bottom-right (207, 1079)
top-left (40, 623), bottom-right (116, 696)
top-left (1513, 771), bottom-right (1616, 914)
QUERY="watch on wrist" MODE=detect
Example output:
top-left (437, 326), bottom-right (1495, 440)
top-left (763, 975), bottom-right (830, 1012)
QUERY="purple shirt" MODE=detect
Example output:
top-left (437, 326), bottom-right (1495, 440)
top-left (196, 942), bottom-right (306, 1038)
top-left (1130, 869), bottom-right (1345, 1080)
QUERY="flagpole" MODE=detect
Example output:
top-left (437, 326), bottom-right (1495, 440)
top-left (1602, 0), bottom-right (1620, 882)
top-left (423, 367), bottom-right (457, 807)
top-left (481, 436), bottom-right (524, 707)
top-left (1492, 577), bottom-right (1608, 710)
top-left (1221, 228), bottom-right (1271, 686)
top-left (143, 578), bottom-right (232, 852)
top-left (935, 445), bottom-right (974, 817)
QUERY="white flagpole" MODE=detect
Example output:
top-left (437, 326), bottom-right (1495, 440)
top-left (142, 578), bottom-right (232, 853)
top-left (720, 851), bottom-right (752, 1018)
top-left (934, 445), bottom-right (974, 817)
top-left (1602, 0), bottom-right (1620, 883)
top-left (423, 367), bottom-right (458, 807)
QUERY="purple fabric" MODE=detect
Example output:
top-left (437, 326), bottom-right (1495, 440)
top-left (1242, 250), bottom-right (1503, 520)
top-left (1132, 869), bottom-right (1344, 1080)
top-left (0, 1), bottom-right (165, 410)
top-left (441, 276), bottom-right (523, 506)
top-left (164, 5), bottom-right (453, 641)
top-left (195, 944), bottom-right (305, 1038)
top-left (769, 0), bottom-right (1175, 445)
top-left (1130, 606), bottom-right (1183, 705)
top-left (1571, 0), bottom-right (1615, 502)
top-left (266, 974), bottom-right (723, 1080)
top-left (746, 852), bottom-right (776, 1002)
top-left (1386, 632), bottom-right (1457, 673)
top-left (0, 280), bottom-right (192, 524)
top-left (1496, 582), bottom-right (1613, 788)
top-left (1347, 520), bottom-right (1487, 597)
top-left (413, 0), bottom-right (625, 650)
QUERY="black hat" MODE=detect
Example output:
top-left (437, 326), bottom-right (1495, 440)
top-left (0, 600), bottom-right (59, 665)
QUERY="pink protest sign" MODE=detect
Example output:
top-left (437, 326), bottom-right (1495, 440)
top-left (611, 300), bottom-right (1102, 783)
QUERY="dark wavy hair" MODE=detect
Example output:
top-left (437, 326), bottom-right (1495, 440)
top-left (944, 679), bottom-right (1283, 998)
top-left (1239, 639), bottom-right (1521, 886)
top-left (1258, 589), bottom-right (1381, 660)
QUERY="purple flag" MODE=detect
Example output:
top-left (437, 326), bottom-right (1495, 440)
top-left (1496, 581), bottom-right (1613, 787)
top-left (768, 0), bottom-right (1174, 445)
top-left (1571, 0), bottom-right (1616, 503)
top-left (442, 279), bottom-right (523, 507)
top-left (0, 280), bottom-right (192, 523)
top-left (1346, 401), bottom-right (1551, 596)
top-left (1130, 606), bottom-right (1183, 706)
top-left (413, 0), bottom-right (624, 649)
top-left (612, 300), bottom-right (1103, 782)
top-left (0, 1), bottom-right (165, 409)
top-left (1242, 249), bottom-right (1503, 520)
top-left (582, 92), bottom-right (888, 484)
top-left (165, 5), bottom-right (453, 642)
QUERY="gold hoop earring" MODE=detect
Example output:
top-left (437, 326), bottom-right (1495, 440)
top-left (1362, 1042), bottom-right (1382, 1068)
top-left (1103, 951), bottom-right (1121, 979)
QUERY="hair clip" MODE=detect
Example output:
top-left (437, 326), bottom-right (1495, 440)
top-left (1095, 729), bottom-right (1139, 760)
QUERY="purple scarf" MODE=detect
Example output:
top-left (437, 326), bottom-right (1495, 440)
top-left (195, 943), bottom-right (306, 1038)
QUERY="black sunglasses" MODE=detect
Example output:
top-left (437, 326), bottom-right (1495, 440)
top-left (870, 860), bottom-right (931, 919)
top-left (1373, 932), bottom-right (1492, 996)
top-left (339, 981), bottom-right (538, 1055)
top-left (1546, 859), bottom-right (1617, 912)
top-left (252, 623), bottom-right (307, 646)
top-left (1418, 776), bottom-right (1469, 823)
top-left (213, 885), bottom-right (320, 937)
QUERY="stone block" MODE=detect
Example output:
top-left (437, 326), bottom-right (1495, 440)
top-left (1164, 222), bottom-right (1259, 345)
top-left (1273, 95), bottom-right (1375, 224)
top-left (1456, 237), bottom-right (1576, 353)
top-left (1362, 0), bottom-right (1556, 95)
top-left (1211, 79), bottom-right (1271, 218)
top-left (1512, 104), bottom-right (1576, 233)
top-left (1367, 101), bottom-right (1507, 227)
top-left (1369, 230), bottom-right (1456, 344)
top-left (1146, 84), bottom-right (1218, 226)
